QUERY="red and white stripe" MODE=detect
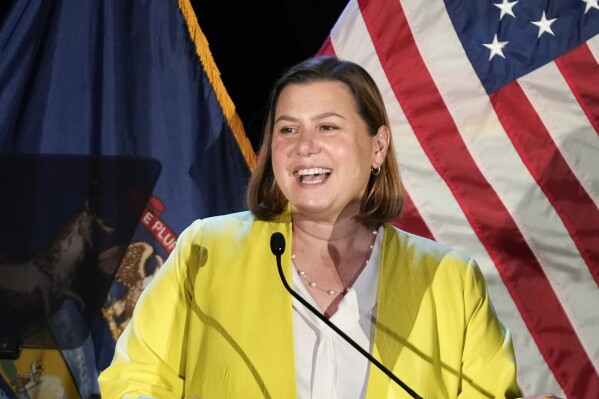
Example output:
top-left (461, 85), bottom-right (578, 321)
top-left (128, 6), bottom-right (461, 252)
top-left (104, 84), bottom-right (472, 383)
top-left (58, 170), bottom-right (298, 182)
top-left (319, 0), bottom-right (599, 397)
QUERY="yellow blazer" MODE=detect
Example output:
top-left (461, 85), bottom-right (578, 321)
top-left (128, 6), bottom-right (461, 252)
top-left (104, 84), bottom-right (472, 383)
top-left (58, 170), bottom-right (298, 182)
top-left (99, 210), bottom-right (521, 398)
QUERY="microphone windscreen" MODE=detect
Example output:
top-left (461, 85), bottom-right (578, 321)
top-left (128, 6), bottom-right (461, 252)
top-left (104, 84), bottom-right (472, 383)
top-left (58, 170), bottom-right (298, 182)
top-left (270, 232), bottom-right (286, 256)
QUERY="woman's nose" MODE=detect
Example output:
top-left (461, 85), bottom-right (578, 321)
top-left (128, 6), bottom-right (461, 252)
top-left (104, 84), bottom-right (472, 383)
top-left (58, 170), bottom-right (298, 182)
top-left (296, 130), bottom-right (320, 155)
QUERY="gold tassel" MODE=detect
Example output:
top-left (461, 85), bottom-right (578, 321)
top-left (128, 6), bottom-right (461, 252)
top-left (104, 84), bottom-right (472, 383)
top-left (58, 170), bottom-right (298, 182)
top-left (177, 0), bottom-right (257, 170)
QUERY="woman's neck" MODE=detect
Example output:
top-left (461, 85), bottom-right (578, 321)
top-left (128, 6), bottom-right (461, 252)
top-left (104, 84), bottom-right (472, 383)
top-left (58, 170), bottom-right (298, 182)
top-left (291, 212), bottom-right (375, 266)
top-left (290, 211), bottom-right (378, 317)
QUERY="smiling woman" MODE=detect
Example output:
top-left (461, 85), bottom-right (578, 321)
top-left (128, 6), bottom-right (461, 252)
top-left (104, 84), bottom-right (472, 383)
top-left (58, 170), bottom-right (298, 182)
top-left (248, 58), bottom-right (403, 227)
top-left (271, 81), bottom-right (388, 225)
top-left (99, 57), bottom-right (528, 399)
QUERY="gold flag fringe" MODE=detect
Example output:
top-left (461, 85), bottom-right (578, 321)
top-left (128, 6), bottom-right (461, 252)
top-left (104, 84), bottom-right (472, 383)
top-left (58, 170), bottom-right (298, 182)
top-left (178, 0), bottom-right (257, 170)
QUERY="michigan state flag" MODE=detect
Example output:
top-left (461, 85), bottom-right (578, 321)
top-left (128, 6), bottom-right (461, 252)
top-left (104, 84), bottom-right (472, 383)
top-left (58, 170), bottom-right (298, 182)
top-left (0, 0), bottom-right (255, 397)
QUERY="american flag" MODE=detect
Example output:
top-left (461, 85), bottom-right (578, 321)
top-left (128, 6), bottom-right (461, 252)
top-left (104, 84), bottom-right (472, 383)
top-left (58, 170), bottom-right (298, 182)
top-left (318, 0), bottom-right (599, 397)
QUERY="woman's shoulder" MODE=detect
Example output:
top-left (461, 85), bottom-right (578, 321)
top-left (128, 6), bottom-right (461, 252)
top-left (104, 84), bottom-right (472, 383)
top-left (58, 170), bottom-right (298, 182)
top-left (385, 224), bottom-right (467, 259)
top-left (181, 210), bottom-right (287, 245)
top-left (382, 225), bottom-right (486, 297)
top-left (181, 210), bottom-right (255, 238)
top-left (383, 224), bottom-right (475, 277)
top-left (189, 210), bottom-right (256, 227)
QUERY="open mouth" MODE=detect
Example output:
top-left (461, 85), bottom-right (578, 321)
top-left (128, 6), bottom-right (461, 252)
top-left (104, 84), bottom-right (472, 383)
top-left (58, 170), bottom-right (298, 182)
top-left (295, 167), bottom-right (331, 184)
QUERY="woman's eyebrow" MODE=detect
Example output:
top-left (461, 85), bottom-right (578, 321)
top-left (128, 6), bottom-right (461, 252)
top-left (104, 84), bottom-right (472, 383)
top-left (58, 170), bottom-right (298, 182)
top-left (274, 115), bottom-right (297, 124)
top-left (311, 112), bottom-right (345, 121)
top-left (274, 112), bottom-right (346, 125)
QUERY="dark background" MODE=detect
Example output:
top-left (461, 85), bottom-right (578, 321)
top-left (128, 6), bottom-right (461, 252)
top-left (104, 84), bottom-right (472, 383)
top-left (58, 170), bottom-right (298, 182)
top-left (193, 0), bottom-right (347, 149)
top-left (0, 1), bottom-right (348, 151)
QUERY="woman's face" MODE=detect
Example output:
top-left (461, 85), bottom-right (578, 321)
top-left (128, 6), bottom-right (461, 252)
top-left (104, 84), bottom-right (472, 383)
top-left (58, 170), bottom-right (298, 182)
top-left (271, 81), bottom-right (388, 223)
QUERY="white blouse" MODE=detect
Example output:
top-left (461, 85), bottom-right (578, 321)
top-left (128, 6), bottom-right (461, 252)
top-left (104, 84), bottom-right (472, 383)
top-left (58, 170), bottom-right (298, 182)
top-left (291, 226), bottom-right (383, 399)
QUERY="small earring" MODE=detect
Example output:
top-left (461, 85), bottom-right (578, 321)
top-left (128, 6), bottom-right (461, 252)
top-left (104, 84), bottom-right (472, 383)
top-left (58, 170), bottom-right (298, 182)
top-left (371, 166), bottom-right (381, 176)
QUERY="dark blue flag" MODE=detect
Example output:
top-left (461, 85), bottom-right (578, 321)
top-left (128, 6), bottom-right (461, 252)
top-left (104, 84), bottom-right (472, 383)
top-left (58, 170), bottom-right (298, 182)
top-left (0, 0), bottom-right (255, 397)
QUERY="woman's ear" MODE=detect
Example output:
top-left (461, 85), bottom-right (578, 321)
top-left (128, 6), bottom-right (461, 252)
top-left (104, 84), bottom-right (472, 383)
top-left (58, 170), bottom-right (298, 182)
top-left (372, 125), bottom-right (390, 167)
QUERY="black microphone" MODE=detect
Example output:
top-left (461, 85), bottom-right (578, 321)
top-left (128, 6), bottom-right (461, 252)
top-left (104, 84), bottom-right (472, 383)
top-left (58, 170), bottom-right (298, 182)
top-left (270, 232), bottom-right (423, 399)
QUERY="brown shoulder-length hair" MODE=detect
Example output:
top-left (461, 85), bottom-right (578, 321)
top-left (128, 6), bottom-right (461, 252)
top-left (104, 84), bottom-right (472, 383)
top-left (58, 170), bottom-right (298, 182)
top-left (247, 56), bottom-right (404, 227)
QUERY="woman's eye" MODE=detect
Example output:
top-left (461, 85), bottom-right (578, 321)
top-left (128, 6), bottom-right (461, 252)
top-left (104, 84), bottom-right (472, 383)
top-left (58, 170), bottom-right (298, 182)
top-left (279, 127), bottom-right (295, 134)
top-left (320, 125), bottom-right (337, 131)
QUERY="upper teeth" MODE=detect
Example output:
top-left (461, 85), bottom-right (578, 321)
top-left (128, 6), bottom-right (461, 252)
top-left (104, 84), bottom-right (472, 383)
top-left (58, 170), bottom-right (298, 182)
top-left (297, 168), bottom-right (331, 176)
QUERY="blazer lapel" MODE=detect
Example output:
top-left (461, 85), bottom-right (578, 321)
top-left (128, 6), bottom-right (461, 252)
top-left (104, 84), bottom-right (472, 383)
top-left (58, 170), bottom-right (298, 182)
top-left (366, 226), bottom-right (428, 398)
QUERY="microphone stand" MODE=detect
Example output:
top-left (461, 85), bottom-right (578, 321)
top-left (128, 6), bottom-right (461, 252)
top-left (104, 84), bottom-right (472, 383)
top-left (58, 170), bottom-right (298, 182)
top-left (270, 233), bottom-right (423, 399)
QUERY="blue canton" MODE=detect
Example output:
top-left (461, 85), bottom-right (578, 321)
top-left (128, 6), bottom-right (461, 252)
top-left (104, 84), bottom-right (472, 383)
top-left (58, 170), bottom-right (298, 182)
top-left (445, 0), bottom-right (599, 93)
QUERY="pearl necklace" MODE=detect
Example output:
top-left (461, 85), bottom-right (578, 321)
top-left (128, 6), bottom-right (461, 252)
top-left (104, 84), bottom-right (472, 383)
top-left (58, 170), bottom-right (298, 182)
top-left (292, 228), bottom-right (378, 296)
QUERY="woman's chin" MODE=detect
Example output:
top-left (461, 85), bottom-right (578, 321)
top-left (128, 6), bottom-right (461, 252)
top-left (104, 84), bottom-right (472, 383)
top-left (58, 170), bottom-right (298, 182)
top-left (290, 201), bottom-right (360, 223)
top-left (290, 202), bottom-right (335, 220)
